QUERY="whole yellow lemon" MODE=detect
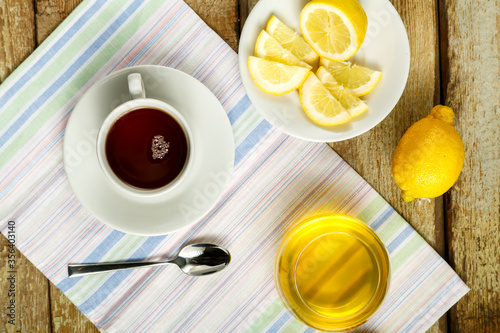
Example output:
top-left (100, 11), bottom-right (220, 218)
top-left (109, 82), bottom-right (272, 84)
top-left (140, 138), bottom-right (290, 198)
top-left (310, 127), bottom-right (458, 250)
top-left (391, 105), bottom-right (465, 202)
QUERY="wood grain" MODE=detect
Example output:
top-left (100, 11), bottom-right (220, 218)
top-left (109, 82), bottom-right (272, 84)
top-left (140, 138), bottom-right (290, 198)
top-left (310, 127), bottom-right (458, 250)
top-left (34, 0), bottom-right (99, 328)
top-left (240, 0), bottom-right (444, 248)
top-left (0, 1), bottom-right (47, 332)
top-left (49, 282), bottom-right (100, 333)
top-left (0, 0), bottom-right (498, 331)
top-left (330, 0), bottom-right (444, 249)
top-left (439, 0), bottom-right (500, 331)
top-left (239, 0), bottom-right (259, 32)
top-left (329, 1), bottom-right (447, 332)
top-left (34, 2), bottom-right (99, 332)
top-left (0, 234), bottom-right (51, 332)
top-left (35, 0), bottom-right (81, 43)
top-left (0, 0), bottom-right (36, 81)
top-left (185, 0), bottom-right (239, 51)
top-left (238, 0), bottom-right (447, 332)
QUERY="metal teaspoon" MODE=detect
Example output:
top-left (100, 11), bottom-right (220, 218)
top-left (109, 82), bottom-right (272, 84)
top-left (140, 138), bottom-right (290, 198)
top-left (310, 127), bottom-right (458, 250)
top-left (68, 243), bottom-right (230, 278)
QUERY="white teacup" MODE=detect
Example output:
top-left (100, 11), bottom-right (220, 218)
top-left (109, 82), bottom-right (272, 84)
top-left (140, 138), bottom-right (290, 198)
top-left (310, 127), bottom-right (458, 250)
top-left (96, 73), bottom-right (193, 197)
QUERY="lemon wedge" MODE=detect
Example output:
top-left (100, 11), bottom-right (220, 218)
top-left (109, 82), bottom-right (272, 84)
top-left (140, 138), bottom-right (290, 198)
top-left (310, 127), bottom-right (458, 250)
top-left (321, 58), bottom-right (382, 97)
top-left (316, 66), bottom-right (368, 117)
top-left (299, 73), bottom-right (351, 125)
top-left (299, 0), bottom-right (368, 61)
top-left (248, 56), bottom-right (310, 95)
top-left (265, 15), bottom-right (318, 63)
top-left (255, 30), bottom-right (311, 69)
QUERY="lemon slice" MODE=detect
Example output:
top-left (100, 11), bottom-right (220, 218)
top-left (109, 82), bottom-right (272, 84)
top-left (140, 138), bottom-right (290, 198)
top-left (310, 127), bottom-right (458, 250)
top-left (316, 66), bottom-right (368, 117)
top-left (299, 73), bottom-right (351, 125)
top-left (299, 0), bottom-right (368, 61)
top-left (248, 56), bottom-right (310, 95)
top-left (265, 15), bottom-right (318, 63)
top-left (255, 30), bottom-right (311, 69)
top-left (321, 59), bottom-right (382, 97)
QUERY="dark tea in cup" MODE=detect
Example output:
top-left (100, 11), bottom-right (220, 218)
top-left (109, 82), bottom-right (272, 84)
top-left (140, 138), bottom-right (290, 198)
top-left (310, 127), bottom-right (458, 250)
top-left (105, 108), bottom-right (188, 190)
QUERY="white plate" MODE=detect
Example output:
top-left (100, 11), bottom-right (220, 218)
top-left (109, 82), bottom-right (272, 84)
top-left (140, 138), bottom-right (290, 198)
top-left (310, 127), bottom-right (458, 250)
top-left (64, 66), bottom-right (234, 236)
top-left (238, 0), bottom-right (410, 142)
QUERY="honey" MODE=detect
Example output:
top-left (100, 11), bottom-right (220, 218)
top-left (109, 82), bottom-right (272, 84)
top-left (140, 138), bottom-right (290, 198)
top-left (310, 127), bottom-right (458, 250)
top-left (275, 214), bottom-right (390, 331)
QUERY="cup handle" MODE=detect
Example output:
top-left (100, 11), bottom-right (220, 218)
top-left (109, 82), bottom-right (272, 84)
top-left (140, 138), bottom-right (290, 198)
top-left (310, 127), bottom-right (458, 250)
top-left (128, 73), bottom-right (146, 99)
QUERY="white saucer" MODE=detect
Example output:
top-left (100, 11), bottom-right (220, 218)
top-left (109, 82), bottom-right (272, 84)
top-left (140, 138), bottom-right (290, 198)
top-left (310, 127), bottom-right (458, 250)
top-left (64, 65), bottom-right (234, 236)
top-left (238, 0), bottom-right (410, 142)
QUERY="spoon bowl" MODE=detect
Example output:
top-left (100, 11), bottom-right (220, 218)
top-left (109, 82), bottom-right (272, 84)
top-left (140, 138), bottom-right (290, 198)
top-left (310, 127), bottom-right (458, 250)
top-left (175, 243), bottom-right (231, 276)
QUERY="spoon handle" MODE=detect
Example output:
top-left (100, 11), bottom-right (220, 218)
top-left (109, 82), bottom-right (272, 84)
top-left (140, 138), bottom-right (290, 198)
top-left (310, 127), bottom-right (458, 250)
top-left (68, 261), bottom-right (169, 277)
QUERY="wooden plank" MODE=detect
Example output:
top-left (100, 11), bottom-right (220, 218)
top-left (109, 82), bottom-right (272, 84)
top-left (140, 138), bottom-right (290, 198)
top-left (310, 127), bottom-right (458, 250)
top-left (0, 1), bottom-right (49, 332)
top-left (0, 234), bottom-right (51, 332)
top-left (238, 0), bottom-right (447, 332)
top-left (49, 282), bottom-right (100, 333)
top-left (330, 0), bottom-right (445, 255)
top-left (238, 0), bottom-right (444, 250)
top-left (35, 2), bottom-right (101, 332)
top-left (5, 0), bottom-right (495, 332)
top-left (185, 0), bottom-right (239, 51)
top-left (35, 0), bottom-right (81, 43)
top-left (330, 1), bottom-right (447, 332)
top-left (439, 0), bottom-right (500, 332)
top-left (33, 0), bottom-right (238, 331)
top-left (0, 0), bottom-right (36, 81)
top-left (239, 0), bottom-right (258, 32)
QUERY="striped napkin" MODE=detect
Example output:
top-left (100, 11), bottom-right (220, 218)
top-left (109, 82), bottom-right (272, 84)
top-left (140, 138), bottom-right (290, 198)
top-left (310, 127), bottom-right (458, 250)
top-left (0, 0), bottom-right (468, 332)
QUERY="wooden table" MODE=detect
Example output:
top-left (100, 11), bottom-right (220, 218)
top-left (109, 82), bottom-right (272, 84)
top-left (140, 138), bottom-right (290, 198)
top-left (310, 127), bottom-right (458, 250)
top-left (0, 0), bottom-right (498, 332)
